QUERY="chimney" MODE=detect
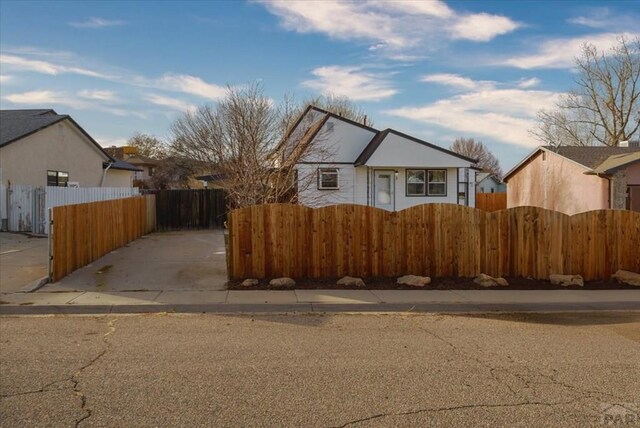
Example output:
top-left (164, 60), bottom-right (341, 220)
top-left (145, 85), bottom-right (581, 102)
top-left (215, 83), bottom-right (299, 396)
top-left (363, 115), bottom-right (367, 126)
top-left (619, 140), bottom-right (629, 147)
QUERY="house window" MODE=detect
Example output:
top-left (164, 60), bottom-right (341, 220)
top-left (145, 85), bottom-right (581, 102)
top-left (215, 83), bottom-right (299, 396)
top-left (148, 167), bottom-right (154, 177)
top-left (406, 169), bottom-right (426, 196)
top-left (47, 170), bottom-right (69, 187)
top-left (427, 170), bottom-right (447, 196)
top-left (318, 168), bottom-right (339, 189)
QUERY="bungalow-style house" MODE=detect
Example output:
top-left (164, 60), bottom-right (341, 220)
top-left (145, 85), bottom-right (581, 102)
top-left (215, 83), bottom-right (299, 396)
top-left (476, 172), bottom-right (506, 194)
top-left (503, 143), bottom-right (640, 214)
top-left (282, 106), bottom-right (478, 210)
top-left (104, 146), bottom-right (160, 187)
top-left (0, 109), bottom-right (141, 188)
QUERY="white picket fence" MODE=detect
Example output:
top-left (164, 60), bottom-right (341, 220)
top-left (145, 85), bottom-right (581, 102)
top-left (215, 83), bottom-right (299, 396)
top-left (2, 185), bottom-right (140, 235)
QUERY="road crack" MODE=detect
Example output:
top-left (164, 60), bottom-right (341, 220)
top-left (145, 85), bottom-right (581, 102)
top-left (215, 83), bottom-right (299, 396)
top-left (73, 318), bottom-right (118, 427)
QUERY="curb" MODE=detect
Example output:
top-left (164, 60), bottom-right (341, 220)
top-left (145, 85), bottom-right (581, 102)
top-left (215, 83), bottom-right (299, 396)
top-left (2, 301), bottom-right (640, 315)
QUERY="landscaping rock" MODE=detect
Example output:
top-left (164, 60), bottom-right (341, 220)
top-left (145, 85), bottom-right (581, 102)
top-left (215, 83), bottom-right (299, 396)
top-left (474, 273), bottom-right (509, 287)
top-left (269, 277), bottom-right (295, 288)
top-left (337, 276), bottom-right (365, 287)
top-left (612, 270), bottom-right (640, 286)
top-left (397, 275), bottom-right (431, 287)
top-left (549, 274), bottom-right (584, 287)
top-left (241, 278), bottom-right (259, 287)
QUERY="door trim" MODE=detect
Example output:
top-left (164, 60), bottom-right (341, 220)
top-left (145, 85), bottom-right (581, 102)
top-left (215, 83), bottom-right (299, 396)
top-left (373, 169), bottom-right (395, 211)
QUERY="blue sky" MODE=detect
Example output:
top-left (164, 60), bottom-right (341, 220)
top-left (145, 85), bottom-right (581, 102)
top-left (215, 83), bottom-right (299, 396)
top-left (1, 1), bottom-right (638, 170)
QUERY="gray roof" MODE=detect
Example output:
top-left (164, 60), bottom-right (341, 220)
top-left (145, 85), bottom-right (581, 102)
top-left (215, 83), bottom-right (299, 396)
top-left (0, 109), bottom-right (69, 147)
top-left (542, 145), bottom-right (640, 169)
top-left (108, 159), bottom-right (143, 172)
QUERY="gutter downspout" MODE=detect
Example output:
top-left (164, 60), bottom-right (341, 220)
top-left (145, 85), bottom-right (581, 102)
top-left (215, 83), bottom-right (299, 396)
top-left (100, 162), bottom-right (114, 187)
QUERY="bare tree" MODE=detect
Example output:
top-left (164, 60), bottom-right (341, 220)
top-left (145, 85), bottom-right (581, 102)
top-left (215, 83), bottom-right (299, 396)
top-left (127, 133), bottom-right (168, 159)
top-left (450, 138), bottom-right (503, 177)
top-left (533, 36), bottom-right (640, 147)
top-left (302, 94), bottom-right (372, 126)
top-left (171, 83), bottom-right (347, 208)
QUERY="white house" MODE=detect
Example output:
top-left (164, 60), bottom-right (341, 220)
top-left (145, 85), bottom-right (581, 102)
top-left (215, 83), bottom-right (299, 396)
top-left (284, 106), bottom-right (478, 210)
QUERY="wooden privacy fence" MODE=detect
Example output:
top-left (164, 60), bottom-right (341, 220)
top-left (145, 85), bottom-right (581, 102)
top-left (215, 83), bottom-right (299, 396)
top-left (228, 204), bottom-right (640, 281)
top-left (151, 189), bottom-right (227, 231)
top-left (50, 196), bottom-right (155, 282)
top-left (476, 192), bottom-right (507, 212)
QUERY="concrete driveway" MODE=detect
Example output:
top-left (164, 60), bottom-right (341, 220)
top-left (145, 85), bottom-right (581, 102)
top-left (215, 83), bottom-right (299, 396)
top-left (0, 233), bottom-right (48, 293)
top-left (42, 230), bottom-right (228, 293)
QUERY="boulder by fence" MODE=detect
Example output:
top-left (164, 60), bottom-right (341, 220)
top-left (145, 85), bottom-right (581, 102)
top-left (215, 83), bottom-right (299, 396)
top-left (227, 204), bottom-right (640, 281)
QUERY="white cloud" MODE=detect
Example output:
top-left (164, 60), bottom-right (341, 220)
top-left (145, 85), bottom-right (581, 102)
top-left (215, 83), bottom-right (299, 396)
top-left (420, 73), bottom-right (495, 91)
top-left (517, 77), bottom-right (540, 88)
top-left (567, 8), bottom-right (639, 31)
top-left (69, 17), bottom-right (127, 29)
top-left (450, 13), bottom-right (520, 42)
top-left (258, 0), bottom-right (520, 57)
top-left (95, 136), bottom-right (129, 147)
top-left (0, 74), bottom-right (13, 83)
top-left (0, 54), bottom-right (110, 78)
top-left (385, 84), bottom-right (561, 148)
top-left (154, 74), bottom-right (226, 100)
top-left (145, 94), bottom-right (196, 112)
top-left (78, 89), bottom-right (117, 101)
top-left (3, 89), bottom-right (144, 118)
top-left (500, 32), bottom-right (638, 69)
top-left (302, 65), bottom-right (397, 101)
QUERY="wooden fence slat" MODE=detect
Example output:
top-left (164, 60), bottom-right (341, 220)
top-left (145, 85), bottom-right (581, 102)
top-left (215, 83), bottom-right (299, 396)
top-left (50, 196), bottom-right (152, 282)
top-left (227, 203), bottom-right (640, 281)
top-left (476, 193), bottom-right (507, 212)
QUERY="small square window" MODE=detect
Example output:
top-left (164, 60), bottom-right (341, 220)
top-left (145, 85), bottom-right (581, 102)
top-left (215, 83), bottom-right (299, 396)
top-left (318, 168), bottom-right (339, 189)
top-left (47, 170), bottom-right (69, 187)
top-left (427, 169), bottom-right (446, 196)
top-left (406, 170), bottom-right (426, 196)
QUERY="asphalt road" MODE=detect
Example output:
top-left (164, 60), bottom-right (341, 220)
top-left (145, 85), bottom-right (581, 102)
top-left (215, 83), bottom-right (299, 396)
top-left (1, 312), bottom-right (639, 427)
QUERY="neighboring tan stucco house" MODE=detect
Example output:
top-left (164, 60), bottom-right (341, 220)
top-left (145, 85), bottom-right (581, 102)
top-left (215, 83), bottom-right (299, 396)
top-left (476, 172), bottom-right (506, 194)
top-left (283, 106), bottom-right (478, 210)
top-left (503, 144), bottom-right (640, 215)
top-left (104, 146), bottom-right (160, 186)
top-left (0, 109), bottom-right (140, 188)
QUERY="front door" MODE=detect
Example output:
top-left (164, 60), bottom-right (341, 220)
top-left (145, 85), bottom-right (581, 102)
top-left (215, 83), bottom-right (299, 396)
top-left (374, 170), bottom-right (394, 210)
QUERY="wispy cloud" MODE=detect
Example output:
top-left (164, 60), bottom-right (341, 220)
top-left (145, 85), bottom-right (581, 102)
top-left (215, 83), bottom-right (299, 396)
top-left (69, 17), bottom-right (127, 29)
top-left (0, 53), bottom-right (111, 78)
top-left (78, 89), bottom-right (118, 101)
top-left (302, 65), bottom-right (397, 101)
top-left (567, 7), bottom-right (639, 31)
top-left (386, 75), bottom-right (561, 147)
top-left (152, 74), bottom-right (226, 100)
top-left (0, 74), bottom-right (13, 83)
top-left (145, 94), bottom-right (196, 112)
top-left (517, 77), bottom-right (540, 88)
top-left (258, 0), bottom-right (520, 58)
top-left (420, 73), bottom-right (495, 91)
top-left (500, 32), bottom-right (638, 69)
top-left (4, 89), bottom-right (144, 117)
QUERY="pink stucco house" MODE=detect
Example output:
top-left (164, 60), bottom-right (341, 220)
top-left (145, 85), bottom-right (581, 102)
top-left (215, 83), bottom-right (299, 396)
top-left (503, 144), bottom-right (640, 215)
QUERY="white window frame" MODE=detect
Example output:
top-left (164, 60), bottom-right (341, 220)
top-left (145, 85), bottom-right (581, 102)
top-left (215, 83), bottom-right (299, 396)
top-left (317, 168), bottom-right (339, 190)
top-left (427, 169), bottom-right (447, 196)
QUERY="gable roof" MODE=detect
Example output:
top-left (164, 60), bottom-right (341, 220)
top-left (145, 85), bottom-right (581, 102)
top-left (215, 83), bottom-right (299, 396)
top-left (476, 172), bottom-right (503, 184)
top-left (543, 145), bottom-right (640, 168)
top-left (503, 144), bottom-right (640, 181)
top-left (1, 109), bottom-right (69, 147)
top-left (354, 128), bottom-right (477, 166)
top-left (590, 151), bottom-right (640, 174)
top-left (0, 109), bottom-right (144, 173)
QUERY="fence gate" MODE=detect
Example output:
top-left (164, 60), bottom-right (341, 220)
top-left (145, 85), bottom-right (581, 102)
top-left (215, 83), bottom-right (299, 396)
top-left (153, 189), bottom-right (227, 231)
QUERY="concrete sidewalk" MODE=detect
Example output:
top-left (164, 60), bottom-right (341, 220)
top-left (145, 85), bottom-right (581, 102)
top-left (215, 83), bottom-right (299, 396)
top-left (1, 289), bottom-right (639, 314)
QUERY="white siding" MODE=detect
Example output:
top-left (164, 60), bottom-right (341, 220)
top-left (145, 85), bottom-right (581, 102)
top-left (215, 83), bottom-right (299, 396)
top-left (365, 132), bottom-right (472, 168)
top-left (302, 117), bottom-right (376, 163)
top-left (297, 164), bottom-right (357, 207)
